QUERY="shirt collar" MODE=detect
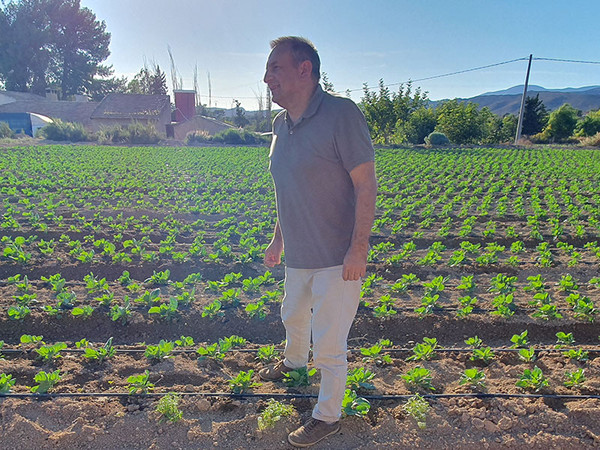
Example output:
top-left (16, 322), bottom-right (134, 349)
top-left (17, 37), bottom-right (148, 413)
top-left (285, 84), bottom-right (325, 126)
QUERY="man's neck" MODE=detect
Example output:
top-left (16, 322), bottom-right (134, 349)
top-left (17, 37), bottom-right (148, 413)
top-left (286, 84), bottom-right (318, 123)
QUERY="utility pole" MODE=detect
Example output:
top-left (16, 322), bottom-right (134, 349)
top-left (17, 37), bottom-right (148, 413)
top-left (515, 54), bottom-right (533, 144)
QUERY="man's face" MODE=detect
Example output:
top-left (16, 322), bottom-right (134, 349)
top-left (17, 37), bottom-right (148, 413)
top-left (263, 45), bottom-right (303, 108)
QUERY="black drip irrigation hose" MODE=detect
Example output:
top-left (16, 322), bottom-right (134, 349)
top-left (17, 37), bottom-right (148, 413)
top-left (1, 392), bottom-right (600, 400)
top-left (3, 346), bottom-right (600, 355)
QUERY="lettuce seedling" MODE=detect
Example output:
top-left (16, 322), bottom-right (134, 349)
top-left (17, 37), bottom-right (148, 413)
top-left (518, 347), bottom-right (536, 362)
top-left (246, 300), bottom-right (268, 319)
top-left (156, 393), bottom-right (183, 422)
top-left (341, 389), bottom-right (370, 417)
top-left (361, 339), bottom-right (393, 365)
top-left (175, 336), bottom-right (195, 347)
top-left (283, 367), bottom-right (317, 387)
top-left (145, 340), bottom-right (175, 361)
top-left (84, 337), bottom-right (116, 363)
top-left (346, 367), bottom-right (375, 391)
top-left (460, 368), bottom-right (486, 390)
top-left (516, 366), bottom-right (548, 392)
top-left (403, 394), bottom-right (430, 429)
top-left (36, 342), bottom-right (67, 361)
top-left (228, 370), bottom-right (262, 394)
top-left (127, 370), bottom-right (154, 394)
top-left (258, 399), bottom-right (295, 430)
top-left (510, 330), bottom-right (529, 348)
top-left (555, 332), bottom-right (575, 348)
top-left (7, 305), bottom-right (30, 320)
top-left (148, 298), bottom-right (179, 321)
top-left (401, 366), bottom-right (435, 391)
top-left (31, 370), bottom-right (61, 393)
top-left (564, 369), bottom-right (586, 388)
top-left (256, 345), bottom-right (279, 364)
top-left (407, 338), bottom-right (438, 361)
top-left (0, 373), bottom-right (16, 393)
top-left (202, 300), bottom-right (224, 319)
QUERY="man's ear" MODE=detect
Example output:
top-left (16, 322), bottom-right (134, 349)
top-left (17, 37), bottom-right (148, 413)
top-left (298, 60), bottom-right (313, 80)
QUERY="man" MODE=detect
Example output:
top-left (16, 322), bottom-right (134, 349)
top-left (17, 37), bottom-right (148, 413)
top-left (260, 36), bottom-right (377, 448)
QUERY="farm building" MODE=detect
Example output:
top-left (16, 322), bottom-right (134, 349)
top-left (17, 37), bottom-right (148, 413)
top-left (0, 112), bottom-right (53, 137)
top-left (0, 89), bottom-right (233, 138)
top-left (89, 93), bottom-right (172, 132)
top-left (167, 90), bottom-right (233, 139)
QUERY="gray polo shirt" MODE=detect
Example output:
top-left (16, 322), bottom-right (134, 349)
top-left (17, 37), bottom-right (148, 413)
top-left (269, 84), bottom-right (374, 269)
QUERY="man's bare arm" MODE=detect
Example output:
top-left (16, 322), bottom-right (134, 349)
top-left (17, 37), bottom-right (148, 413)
top-left (264, 220), bottom-right (284, 267)
top-left (343, 161), bottom-right (377, 281)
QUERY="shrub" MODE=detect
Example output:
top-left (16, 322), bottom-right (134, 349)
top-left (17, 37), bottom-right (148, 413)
top-left (40, 119), bottom-right (91, 141)
top-left (542, 103), bottom-right (579, 142)
top-left (212, 128), bottom-right (268, 145)
top-left (186, 130), bottom-right (211, 144)
top-left (0, 121), bottom-right (15, 138)
top-left (580, 131), bottom-right (600, 147)
top-left (97, 121), bottom-right (161, 144)
top-left (575, 109), bottom-right (600, 137)
top-left (425, 131), bottom-right (450, 146)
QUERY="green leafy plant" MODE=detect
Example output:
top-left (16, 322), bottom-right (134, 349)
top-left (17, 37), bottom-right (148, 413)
top-left (257, 399), bottom-right (295, 430)
top-left (202, 299), bottom-right (224, 319)
top-left (407, 337), bottom-right (438, 361)
top-left (0, 373), bottom-right (16, 393)
top-left (510, 330), bottom-right (529, 348)
top-left (470, 346), bottom-right (495, 364)
top-left (402, 394), bottom-right (430, 429)
top-left (346, 367), bottom-right (376, 391)
top-left (36, 342), bottom-right (67, 361)
top-left (555, 331), bottom-right (575, 348)
top-left (246, 300), bottom-right (268, 319)
top-left (228, 369), bottom-right (262, 394)
top-left (401, 366), bottom-right (435, 391)
top-left (7, 305), bottom-right (30, 320)
top-left (128, 370), bottom-right (155, 394)
top-left (360, 339), bottom-right (393, 365)
top-left (564, 368), bottom-right (586, 388)
top-left (148, 298), bottom-right (179, 321)
top-left (256, 345), bottom-right (280, 364)
top-left (72, 305), bottom-right (95, 318)
top-left (31, 370), bottom-right (61, 393)
top-left (563, 348), bottom-right (589, 362)
top-left (109, 298), bottom-right (132, 324)
top-left (83, 337), bottom-right (116, 362)
top-left (341, 389), bottom-right (371, 417)
top-left (197, 339), bottom-right (232, 362)
top-left (464, 336), bottom-right (483, 348)
top-left (175, 336), bottom-right (195, 347)
top-left (518, 347), bottom-right (536, 362)
top-left (460, 368), bottom-right (486, 390)
top-left (145, 340), bottom-right (175, 361)
top-left (156, 393), bottom-right (183, 422)
top-left (282, 367), bottom-right (317, 387)
top-left (516, 366), bottom-right (548, 392)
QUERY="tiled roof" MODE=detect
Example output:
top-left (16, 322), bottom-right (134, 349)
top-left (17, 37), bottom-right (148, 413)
top-left (0, 100), bottom-right (99, 126)
top-left (91, 93), bottom-right (170, 119)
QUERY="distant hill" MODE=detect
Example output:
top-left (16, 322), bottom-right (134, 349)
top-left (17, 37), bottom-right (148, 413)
top-left (431, 85), bottom-right (600, 116)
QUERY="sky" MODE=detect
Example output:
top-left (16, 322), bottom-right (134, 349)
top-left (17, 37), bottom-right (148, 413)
top-left (80, 0), bottom-right (600, 110)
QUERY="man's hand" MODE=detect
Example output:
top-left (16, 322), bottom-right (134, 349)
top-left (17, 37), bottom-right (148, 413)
top-left (264, 240), bottom-right (283, 267)
top-left (342, 246), bottom-right (367, 281)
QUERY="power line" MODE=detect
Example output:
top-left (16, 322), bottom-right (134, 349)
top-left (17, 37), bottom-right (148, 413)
top-left (347, 57), bottom-right (530, 93)
top-left (534, 57), bottom-right (600, 65)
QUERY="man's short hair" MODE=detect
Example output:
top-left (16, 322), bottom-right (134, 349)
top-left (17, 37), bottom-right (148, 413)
top-left (270, 36), bottom-right (321, 82)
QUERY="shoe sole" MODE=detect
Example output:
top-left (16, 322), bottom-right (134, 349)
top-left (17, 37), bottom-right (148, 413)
top-left (287, 423), bottom-right (341, 448)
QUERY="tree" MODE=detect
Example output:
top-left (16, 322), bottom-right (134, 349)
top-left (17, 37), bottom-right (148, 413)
top-left (435, 100), bottom-right (483, 144)
top-left (86, 65), bottom-right (128, 101)
top-left (481, 110), bottom-right (518, 144)
top-left (321, 72), bottom-right (335, 93)
top-left (360, 80), bottom-right (428, 144)
top-left (575, 109), bottom-right (600, 137)
top-left (233, 100), bottom-right (249, 128)
top-left (543, 103), bottom-right (579, 141)
top-left (0, 0), bottom-right (111, 97)
top-left (521, 94), bottom-right (548, 136)
top-left (127, 63), bottom-right (167, 96)
top-left (404, 107), bottom-right (437, 144)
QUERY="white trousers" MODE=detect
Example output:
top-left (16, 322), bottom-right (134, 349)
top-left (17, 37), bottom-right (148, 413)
top-left (281, 265), bottom-right (362, 422)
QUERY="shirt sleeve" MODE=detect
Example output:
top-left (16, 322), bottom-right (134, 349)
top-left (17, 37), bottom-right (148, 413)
top-left (333, 99), bottom-right (375, 173)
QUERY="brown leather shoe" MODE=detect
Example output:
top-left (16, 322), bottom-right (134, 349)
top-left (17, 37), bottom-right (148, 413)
top-left (258, 360), bottom-right (297, 381)
top-left (288, 417), bottom-right (341, 448)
